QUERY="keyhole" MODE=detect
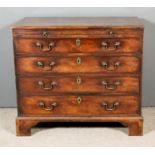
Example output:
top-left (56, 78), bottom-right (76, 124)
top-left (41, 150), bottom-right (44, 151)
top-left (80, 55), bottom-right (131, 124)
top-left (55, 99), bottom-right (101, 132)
top-left (76, 57), bottom-right (81, 65)
top-left (77, 96), bottom-right (82, 105)
top-left (76, 76), bottom-right (82, 85)
top-left (76, 38), bottom-right (81, 47)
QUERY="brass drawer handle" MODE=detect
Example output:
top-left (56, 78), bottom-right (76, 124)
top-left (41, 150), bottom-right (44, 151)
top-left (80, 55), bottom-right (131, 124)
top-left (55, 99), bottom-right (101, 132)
top-left (101, 61), bottom-right (121, 71)
top-left (49, 42), bottom-right (55, 49)
top-left (35, 42), bottom-right (55, 52)
top-left (101, 101), bottom-right (120, 111)
top-left (37, 61), bottom-right (56, 71)
top-left (36, 42), bottom-right (43, 49)
top-left (38, 101), bottom-right (57, 111)
top-left (101, 41), bottom-right (121, 49)
top-left (38, 81), bottom-right (57, 90)
top-left (102, 80), bottom-right (121, 90)
top-left (114, 42), bottom-right (121, 49)
top-left (101, 41), bottom-right (108, 48)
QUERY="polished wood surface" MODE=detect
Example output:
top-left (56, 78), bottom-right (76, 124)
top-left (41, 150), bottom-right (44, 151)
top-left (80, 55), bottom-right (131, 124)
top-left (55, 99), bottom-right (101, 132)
top-left (13, 28), bottom-right (143, 38)
top-left (18, 95), bottom-right (139, 116)
top-left (17, 76), bottom-right (139, 94)
top-left (15, 56), bottom-right (140, 74)
top-left (12, 17), bottom-right (144, 29)
top-left (14, 38), bottom-right (142, 54)
top-left (12, 17), bottom-right (144, 136)
top-left (16, 116), bottom-right (143, 136)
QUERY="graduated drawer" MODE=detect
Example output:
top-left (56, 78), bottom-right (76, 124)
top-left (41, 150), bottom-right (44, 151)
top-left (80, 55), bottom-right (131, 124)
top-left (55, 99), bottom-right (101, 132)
top-left (15, 56), bottom-right (141, 74)
top-left (14, 38), bottom-right (142, 54)
top-left (18, 95), bottom-right (140, 116)
top-left (17, 76), bottom-right (140, 94)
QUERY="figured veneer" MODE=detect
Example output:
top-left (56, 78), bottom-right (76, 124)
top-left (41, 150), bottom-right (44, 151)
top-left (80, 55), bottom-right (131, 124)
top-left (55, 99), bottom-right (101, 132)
top-left (15, 56), bottom-right (141, 74)
top-left (17, 76), bottom-right (140, 94)
top-left (12, 17), bottom-right (144, 136)
top-left (14, 38), bottom-right (142, 54)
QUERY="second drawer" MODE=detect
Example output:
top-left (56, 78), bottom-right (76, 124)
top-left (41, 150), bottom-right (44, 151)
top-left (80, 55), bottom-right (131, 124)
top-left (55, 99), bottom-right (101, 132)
top-left (17, 75), bottom-right (140, 94)
top-left (15, 56), bottom-right (141, 74)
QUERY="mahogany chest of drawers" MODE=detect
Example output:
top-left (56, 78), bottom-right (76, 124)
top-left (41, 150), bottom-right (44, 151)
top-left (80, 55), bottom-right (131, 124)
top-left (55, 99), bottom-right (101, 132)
top-left (12, 17), bottom-right (144, 136)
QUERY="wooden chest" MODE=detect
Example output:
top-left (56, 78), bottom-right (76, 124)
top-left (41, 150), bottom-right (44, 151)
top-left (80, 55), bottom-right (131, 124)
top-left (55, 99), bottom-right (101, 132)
top-left (12, 17), bottom-right (144, 136)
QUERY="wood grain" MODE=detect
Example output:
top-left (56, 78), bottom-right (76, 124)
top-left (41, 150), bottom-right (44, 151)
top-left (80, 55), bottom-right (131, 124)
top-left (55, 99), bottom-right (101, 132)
top-left (16, 116), bottom-right (143, 136)
top-left (15, 56), bottom-right (141, 74)
top-left (12, 17), bottom-right (144, 136)
top-left (14, 38), bottom-right (142, 54)
top-left (17, 76), bottom-right (140, 94)
top-left (12, 17), bottom-right (144, 29)
top-left (18, 95), bottom-right (140, 116)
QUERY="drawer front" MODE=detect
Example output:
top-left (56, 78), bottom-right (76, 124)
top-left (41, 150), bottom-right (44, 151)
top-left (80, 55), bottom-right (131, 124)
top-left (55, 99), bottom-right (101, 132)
top-left (18, 95), bottom-right (139, 116)
top-left (17, 76), bottom-right (139, 94)
top-left (16, 56), bottom-right (140, 74)
top-left (13, 28), bottom-right (143, 38)
top-left (14, 38), bottom-right (142, 54)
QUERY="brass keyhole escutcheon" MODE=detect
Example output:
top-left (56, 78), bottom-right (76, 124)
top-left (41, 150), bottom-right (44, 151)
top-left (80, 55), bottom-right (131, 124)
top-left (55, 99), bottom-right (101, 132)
top-left (77, 96), bottom-right (82, 105)
top-left (76, 76), bottom-right (82, 85)
top-left (76, 38), bottom-right (81, 47)
top-left (76, 57), bottom-right (81, 65)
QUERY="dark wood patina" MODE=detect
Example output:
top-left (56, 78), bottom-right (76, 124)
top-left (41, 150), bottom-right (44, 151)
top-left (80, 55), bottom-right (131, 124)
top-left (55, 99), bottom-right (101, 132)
top-left (12, 17), bottom-right (144, 136)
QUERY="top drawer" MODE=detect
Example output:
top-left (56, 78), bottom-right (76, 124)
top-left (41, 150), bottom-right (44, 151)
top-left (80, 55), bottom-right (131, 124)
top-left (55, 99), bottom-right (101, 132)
top-left (13, 28), bottom-right (143, 38)
top-left (13, 28), bottom-right (143, 55)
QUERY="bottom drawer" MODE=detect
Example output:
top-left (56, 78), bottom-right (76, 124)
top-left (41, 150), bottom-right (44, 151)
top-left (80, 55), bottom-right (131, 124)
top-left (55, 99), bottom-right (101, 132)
top-left (18, 95), bottom-right (140, 116)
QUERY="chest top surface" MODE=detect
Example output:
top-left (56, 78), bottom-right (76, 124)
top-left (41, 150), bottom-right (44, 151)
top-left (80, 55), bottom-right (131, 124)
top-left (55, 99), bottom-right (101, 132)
top-left (12, 17), bottom-right (144, 29)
